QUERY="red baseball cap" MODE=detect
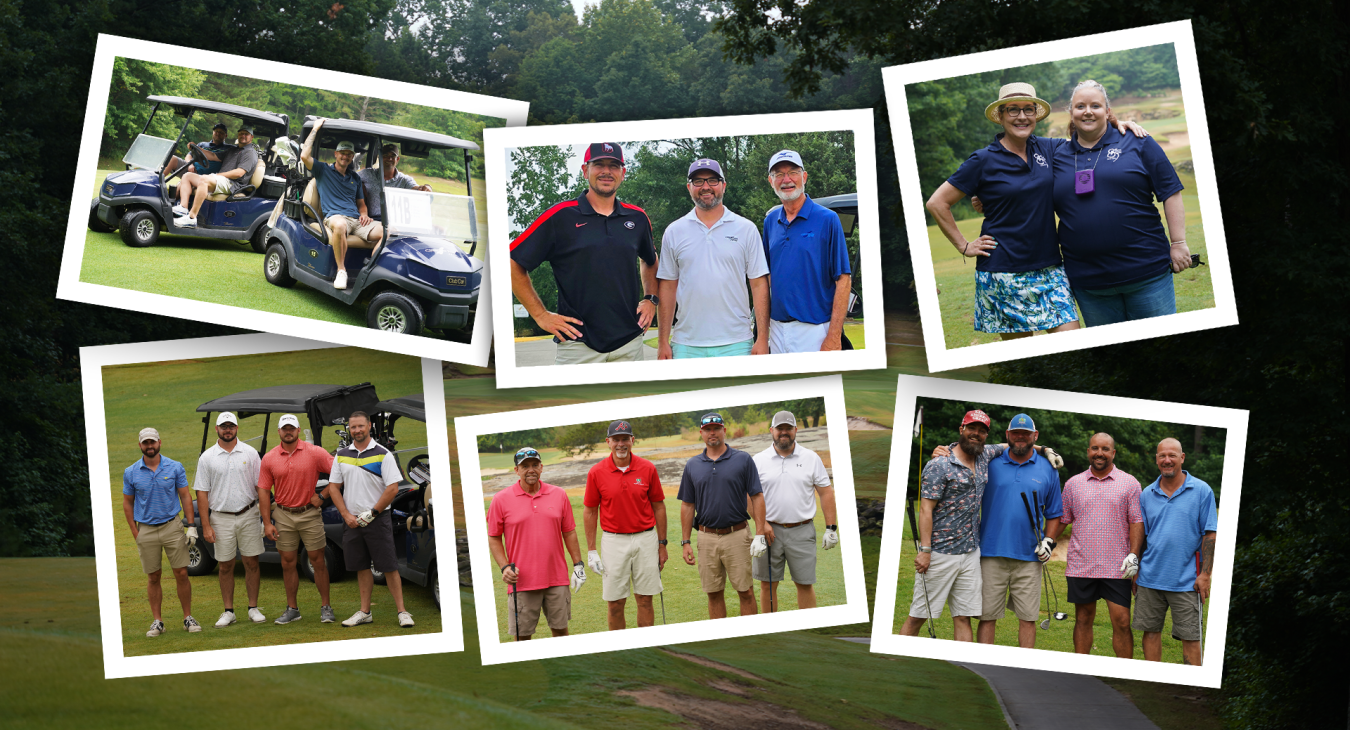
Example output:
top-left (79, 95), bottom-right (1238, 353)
top-left (960, 410), bottom-right (991, 428)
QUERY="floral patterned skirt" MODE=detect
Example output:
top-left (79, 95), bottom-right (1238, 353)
top-left (973, 265), bottom-right (1078, 333)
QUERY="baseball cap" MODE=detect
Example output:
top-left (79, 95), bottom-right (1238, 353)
top-left (960, 410), bottom-right (991, 428)
top-left (278, 414), bottom-right (300, 429)
top-left (138, 427), bottom-right (160, 443)
top-left (688, 158), bottom-right (724, 179)
top-left (699, 412), bottom-right (725, 428)
top-left (380, 143), bottom-right (400, 155)
top-left (335, 140), bottom-right (355, 152)
top-left (514, 447), bottom-right (542, 466)
top-left (1007, 413), bottom-right (1037, 431)
top-left (217, 412), bottom-right (239, 426)
top-left (212, 122), bottom-right (228, 131)
top-left (608, 420), bottom-right (634, 438)
top-left (583, 142), bottom-right (624, 165)
top-left (236, 125), bottom-right (254, 135)
top-left (771, 411), bottom-right (797, 428)
top-left (768, 149), bottom-right (804, 172)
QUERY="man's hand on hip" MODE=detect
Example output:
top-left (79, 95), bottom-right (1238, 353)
top-left (535, 311), bottom-right (584, 341)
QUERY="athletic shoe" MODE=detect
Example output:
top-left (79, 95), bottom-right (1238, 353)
top-left (171, 204), bottom-right (190, 217)
top-left (333, 269), bottom-right (348, 289)
top-left (183, 616), bottom-right (202, 633)
top-left (320, 605), bottom-right (336, 623)
top-left (398, 611), bottom-right (415, 628)
top-left (173, 215), bottom-right (197, 228)
top-left (341, 610), bottom-right (372, 627)
top-left (247, 607), bottom-right (266, 624)
top-left (214, 611), bottom-right (236, 628)
top-left (274, 606), bottom-right (303, 625)
top-left (146, 619), bottom-right (165, 637)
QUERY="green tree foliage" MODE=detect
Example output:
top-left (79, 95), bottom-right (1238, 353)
top-left (103, 59), bottom-right (205, 157)
top-left (476, 428), bottom-right (556, 454)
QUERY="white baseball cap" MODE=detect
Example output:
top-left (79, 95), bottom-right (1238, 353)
top-left (278, 414), bottom-right (300, 428)
top-left (138, 427), bottom-right (160, 443)
top-left (217, 412), bottom-right (238, 426)
top-left (768, 149), bottom-right (803, 172)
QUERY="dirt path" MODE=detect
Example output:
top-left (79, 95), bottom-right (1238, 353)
top-left (1156, 130), bottom-right (1190, 152)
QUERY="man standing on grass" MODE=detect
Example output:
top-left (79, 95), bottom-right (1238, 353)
top-left (488, 448), bottom-right (586, 640)
top-left (678, 413), bottom-right (770, 619)
top-left (1060, 432), bottom-right (1144, 657)
top-left (752, 410), bottom-right (837, 612)
top-left (193, 412), bottom-right (265, 628)
top-left (583, 420), bottom-right (667, 629)
top-left (258, 414), bottom-right (336, 625)
top-left (327, 411), bottom-right (414, 628)
top-left (1134, 438), bottom-right (1217, 665)
top-left (123, 427), bottom-right (201, 636)
top-left (656, 158), bottom-right (770, 359)
top-left (510, 143), bottom-right (660, 364)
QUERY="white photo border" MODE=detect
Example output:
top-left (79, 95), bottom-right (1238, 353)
top-left (869, 374), bottom-right (1246, 688)
top-left (80, 333), bottom-right (463, 679)
top-left (58, 34), bottom-right (531, 368)
top-left (455, 374), bottom-right (869, 665)
top-left (881, 20), bottom-right (1237, 373)
top-left (483, 109), bottom-right (886, 390)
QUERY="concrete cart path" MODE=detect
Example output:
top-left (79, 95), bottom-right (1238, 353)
top-left (515, 337), bottom-right (658, 367)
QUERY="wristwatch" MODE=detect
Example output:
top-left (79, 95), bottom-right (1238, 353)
top-left (642, 294), bottom-right (660, 306)
top-left (658, 539), bottom-right (668, 546)
top-left (919, 546), bottom-right (932, 553)
top-left (826, 524), bottom-right (837, 530)
top-left (680, 539), bottom-right (691, 546)
top-left (574, 561), bottom-right (583, 567)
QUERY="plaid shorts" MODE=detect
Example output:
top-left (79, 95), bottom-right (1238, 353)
top-left (974, 265), bottom-right (1078, 334)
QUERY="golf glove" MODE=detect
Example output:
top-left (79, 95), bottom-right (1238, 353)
top-left (1120, 552), bottom-right (1139, 579)
top-left (1043, 447), bottom-right (1064, 469)
top-left (356, 510), bottom-right (376, 528)
top-left (570, 563), bottom-right (586, 593)
top-left (184, 526), bottom-right (198, 542)
top-left (822, 527), bottom-right (839, 550)
top-left (1035, 537), bottom-right (1056, 562)
top-left (587, 550), bottom-right (605, 575)
top-left (750, 534), bottom-right (767, 558)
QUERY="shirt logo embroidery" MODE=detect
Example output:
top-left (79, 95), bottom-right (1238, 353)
top-left (726, 235), bottom-right (738, 241)
top-left (624, 221), bottom-right (636, 229)
top-left (1034, 153), bottom-right (1048, 167)
top-left (635, 478), bottom-right (644, 485)
top-left (575, 222), bottom-right (587, 227)
top-left (1107, 148), bottom-right (1123, 162)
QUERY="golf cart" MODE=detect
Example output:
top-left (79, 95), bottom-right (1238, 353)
top-left (262, 116), bottom-right (484, 337)
top-left (90, 95), bottom-right (290, 252)
top-left (181, 382), bottom-right (381, 582)
top-left (367, 394), bottom-right (440, 611)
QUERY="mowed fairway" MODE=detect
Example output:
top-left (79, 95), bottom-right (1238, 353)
top-left (102, 348), bottom-right (438, 656)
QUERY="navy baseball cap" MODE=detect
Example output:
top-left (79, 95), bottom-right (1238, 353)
top-left (514, 447), bottom-right (542, 466)
top-left (212, 122), bottom-right (228, 131)
top-left (1008, 413), bottom-right (1037, 431)
top-left (608, 420), bottom-right (634, 438)
top-left (688, 158), bottom-right (724, 178)
top-left (699, 413), bottom-right (725, 428)
top-left (584, 142), bottom-right (624, 165)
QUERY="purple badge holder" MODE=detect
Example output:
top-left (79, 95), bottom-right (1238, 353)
top-left (1075, 169), bottom-right (1095, 195)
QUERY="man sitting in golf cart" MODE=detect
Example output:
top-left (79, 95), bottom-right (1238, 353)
top-left (360, 143), bottom-right (432, 220)
top-left (173, 126), bottom-right (260, 229)
top-left (161, 122), bottom-right (234, 182)
top-left (300, 118), bottom-right (384, 290)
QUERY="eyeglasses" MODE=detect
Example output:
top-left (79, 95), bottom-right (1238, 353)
top-left (1003, 106), bottom-right (1039, 118)
top-left (769, 168), bottom-right (803, 181)
top-left (688, 177), bottom-right (723, 188)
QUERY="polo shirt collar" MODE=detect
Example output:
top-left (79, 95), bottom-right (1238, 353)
top-left (577, 190), bottom-right (635, 218)
top-left (1087, 466), bottom-right (1117, 481)
top-left (681, 206), bottom-right (736, 228)
top-left (998, 447), bottom-right (1040, 466)
top-left (1071, 126), bottom-right (1122, 153)
top-left (700, 446), bottom-right (736, 463)
top-left (350, 439), bottom-right (379, 454)
top-left (770, 443), bottom-right (800, 459)
top-left (512, 480), bottom-right (550, 497)
top-left (275, 439), bottom-right (310, 456)
top-left (773, 194), bottom-right (817, 224)
top-left (1147, 470), bottom-right (1195, 497)
top-left (330, 161), bottom-right (359, 179)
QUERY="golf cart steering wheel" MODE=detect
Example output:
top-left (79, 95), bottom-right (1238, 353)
top-left (407, 454), bottom-right (430, 486)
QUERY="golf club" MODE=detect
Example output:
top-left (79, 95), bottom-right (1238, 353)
top-left (1023, 493), bottom-right (1053, 630)
top-left (905, 408), bottom-right (936, 638)
top-left (765, 550), bottom-right (775, 613)
top-left (508, 562), bottom-right (519, 642)
top-left (1196, 553), bottom-right (1204, 662)
top-left (1035, 498), bottom-right (1068, 623)
top-left (660, 590), bottom-right (666, 625)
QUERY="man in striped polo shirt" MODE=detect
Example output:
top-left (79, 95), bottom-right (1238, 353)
top-left (194, 412), bottom-right (266, 628)
top-left (122, 427), bottom-right (201, 636)
top-left (1060, 432), bottom-right (1144, 658)
top-left (258, 414), bottom-right (336, 625)
top-left (509, 142), bottom-right (660, 365)
top-left (328, 411), bottom-right (413, 628)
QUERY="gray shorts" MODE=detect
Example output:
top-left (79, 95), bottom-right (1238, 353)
top-left (1132, 584), bottom-right (1202, 641)
top-left (909, 548), bottom-right (981, 619)
top-left (752, 522), bottom-right (817, 584)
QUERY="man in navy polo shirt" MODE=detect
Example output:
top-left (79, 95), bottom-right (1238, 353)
top-left (301, 118), bottom-right (384, 290)
top-left (122, 427), bottom-right (201, 637)
top-left (678, 412), bottom-right (769, 619)
top-left (510, 142), bottom-right (659, 365)
top-left (762, 149), bottom-right (852, 353)
top-left (1134, 438), bottom-right (1217, 665)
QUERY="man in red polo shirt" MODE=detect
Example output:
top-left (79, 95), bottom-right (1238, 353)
top-left (257, 414), bottom-right (337, 625)
top-left (583, 420), bottom-right (668, 630)
top-left (487, 447), bottom-right (586, 640)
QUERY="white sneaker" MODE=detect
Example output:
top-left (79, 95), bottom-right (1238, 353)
top-left (247, 607), bottom-right (266, 624)
top-left (333, 269), bottom-right (348, 289)
top-left (146, 619), bottom-right (165, 637)
top-left (398, 611), bottom-right (415, 628)
top-left (214, 611), bottom-right (236, 628)
top-left (341, 610), bottom-right (372, 627)
top-left (174, 215), bottom-right (197, 228)
top-left (171, 204), bottom-right (190, 217)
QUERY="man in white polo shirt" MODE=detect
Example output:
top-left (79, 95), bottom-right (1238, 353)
top-left (656, 157), bottom-right (771, 359)
top-left (751, 410), bottom-right (837, 611)
top-left (194, 412), bottom-right (266, 628)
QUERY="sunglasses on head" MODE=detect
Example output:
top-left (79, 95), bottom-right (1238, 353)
top-left (515, 448), bottom-right (540, 460)
top-left (701, 416), bottom-right (724, 426)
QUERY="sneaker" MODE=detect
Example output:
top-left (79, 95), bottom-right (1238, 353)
top-left (146, 619), bottom-right (165, 637)
top-left (184, 616), bottom-right (202, 633)
top-left (214, 610), bottom-right (236, 628)
top-left (341, 610), bottom-right (372, 627)
top-left (333, 269), bottom-right (348, 289)
top-left (247, 607), bottom-right (266, 624)
top-left (320, 605), bottom-right (336, 623)
top-left (398, 611), bottom-right (415, 628)
top-left (274, 606), bottom-right (303, 625)
top-left (173, 215), bottom-right (197, 228)
top-left (171, 204), bottom-right (190, 217)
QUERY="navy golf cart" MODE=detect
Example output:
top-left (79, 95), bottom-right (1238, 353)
top-left (90, 95), bottom-right (290, 252)
top-left (368, 394), bottom-right (440, 611)
top-left (262, 116), bottom-right (484, 336)
top-left (815, 192), bottom-right (865, 324)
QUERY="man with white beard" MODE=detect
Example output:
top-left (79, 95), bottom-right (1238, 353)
top-left (761, 149), bottom-right (853, 353)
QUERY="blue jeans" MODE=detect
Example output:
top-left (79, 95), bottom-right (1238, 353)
top-left (1072, 270), bottom-right (1176, 327)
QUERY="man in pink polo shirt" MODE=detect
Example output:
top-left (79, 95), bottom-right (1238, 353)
top-left (1060, 432), bottom-right (1144, 657)
top-left (487, 447), bottom-right (586, 640)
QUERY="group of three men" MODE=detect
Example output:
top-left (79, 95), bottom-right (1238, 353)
top-left (510, 143), bottom-right (854, 365)
top-left (121, 411), bottom-right (416, 637)
top-left (902, 410), bottom-right (1217, 664)
top-left (486, 410), bottom-right (838, 639)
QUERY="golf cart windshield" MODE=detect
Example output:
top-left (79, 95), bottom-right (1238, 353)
top-left (384, 188), bottom-right (479, 248)
top-left (124, 134), bottom-right (178, 171)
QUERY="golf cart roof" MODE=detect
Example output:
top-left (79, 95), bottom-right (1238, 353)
top-left (375, 395), bottom-right (426, 423)
top-left (146, 95), bottom-right (289, 134)
top-left (301, 116), bottom-right (480, 155)
top-left (196, 384), bottom-right (349, 416)
top-left (814, 192), bottom-right (858, 236)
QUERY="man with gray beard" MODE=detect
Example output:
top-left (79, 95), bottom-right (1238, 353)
top-left (656, 158), bottom-right (770, 359)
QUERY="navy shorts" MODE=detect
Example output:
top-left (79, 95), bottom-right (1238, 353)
top-left (1066, 576), bottom-right (1132, 608)
top-left (342, 510), bottom-right (398, 573)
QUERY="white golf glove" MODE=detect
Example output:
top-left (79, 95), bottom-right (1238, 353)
top-left (822, 527), bottom-right (839, 550)
top-left (1034, 537), bottom-right (1056, 562)
top-left (184, 526), bottom-right (198, 542)
top-left (570, 563), bottom-right (587, 593)
top-left (750, 534), bottom-right (767, 558)
top-left (356, 510), bottom-right (376, 527)
top-left (587, 550), bottom-right (605, 575)
top-left (1042, 447), bottom-right (1064, 469)
top-left (1120, 552), bottom-right (1139, 579)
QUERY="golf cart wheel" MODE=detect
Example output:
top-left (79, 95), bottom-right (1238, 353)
top-left (264, 243), bottom-right (296, 288)
top-left (367, 291), bottom-right (424, 336)
top-left (88, 200), bottom-right (114, 233)
top-left (372, 562), bottom-right (386, 586)
top-left (250, 225), bottom-right (269, 254)
top-left (119, 208), bottom-right (160, 248)
top-left (186, 539), bottom-right (216, 576)
top-left (429, 562), bottom-right (440, 611)
top-left (301, 540), bottom-right (345, 583)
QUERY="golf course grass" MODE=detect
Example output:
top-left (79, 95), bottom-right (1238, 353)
top-left (102, 348), bottom-right (438, 656)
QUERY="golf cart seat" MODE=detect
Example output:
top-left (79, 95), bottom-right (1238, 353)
top-left (207, 159), bottom-right (266, 203)
top-left (303, 178), bottom-right (324, 236)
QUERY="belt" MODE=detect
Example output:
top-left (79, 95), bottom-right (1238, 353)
top-left (604, 527), bottom-right (654, 536)
top-left (212, 500), bottom-right (258, 516)
top-left (698, 521), bottom-right (747, 535)
top-left (771, 519), bottom-right (812, 528)
top-left (139, 518), bottom-right (176, 527)
top-left (774, 317), bottom-right (799, 323)
top-left (275, 503), bottom-right (315, 514)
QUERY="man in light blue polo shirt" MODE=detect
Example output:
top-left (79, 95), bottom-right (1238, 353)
top-left (762, 149), bottom-right (852, 353)
top-left (1134, 438), bottom-right (1217, 665)
top-left (301, 118), bottom-right (384, 290)
top-left (657, 158), bottom-right (770, 359)
top-left (122, 427), bottom-right (201, 637)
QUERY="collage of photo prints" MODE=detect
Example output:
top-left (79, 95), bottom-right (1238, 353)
top-left (62, 20), bottom-right (1246, 715)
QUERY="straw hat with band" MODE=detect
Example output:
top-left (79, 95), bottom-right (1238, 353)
top-left (984, 82), bottom-right (1051, 124)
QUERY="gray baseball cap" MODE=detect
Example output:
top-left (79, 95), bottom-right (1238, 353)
top-left (771, 411), bottom-right (797, 428)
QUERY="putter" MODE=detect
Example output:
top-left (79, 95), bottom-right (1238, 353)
top-left (1195, 553), bottom-right (1205, 661)
top-left (507, 562), bottom-right (519, 642)
top-left (906, 408), bottom-right (936, 638)
top-left (660, 590), bottom-right (666, 625)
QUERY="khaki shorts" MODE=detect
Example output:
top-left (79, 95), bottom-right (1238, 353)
top-left (505, 585), bottom-right (571, 637)
top-left (273, 506), bottom-right (326, 553)
top-left (696, 527), bottom-right (753, 594)
top-left (908, 548), bottom-right (981, 619)
top-left (325, 214), bottom-right (381, 242)
top-left (752, 522), bottom-right (817, 584)
top-left (980, 556), bottom-right (1043, 622)
top-left (555, 333), bottom-right (646, 365)
top-left (203, 174), bottom-right (233, 196)
top-left (1132, 585), bottom-right (1202, 641)
top-left (601, 529), bottom-right (663, 601)
top-left (210, 504), bottom-right (264, 559)
top-left (135, 520), bottom-right (190, 575)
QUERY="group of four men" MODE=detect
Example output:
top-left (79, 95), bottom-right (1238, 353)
top-left (486, 410), bottom-right (839, 639)
top-left (902, 410), bottom-right (1217, 664)
top-left (510, 143), bottom-right (854, 365)
top-left (121, 411), bottom-right (417, 637)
